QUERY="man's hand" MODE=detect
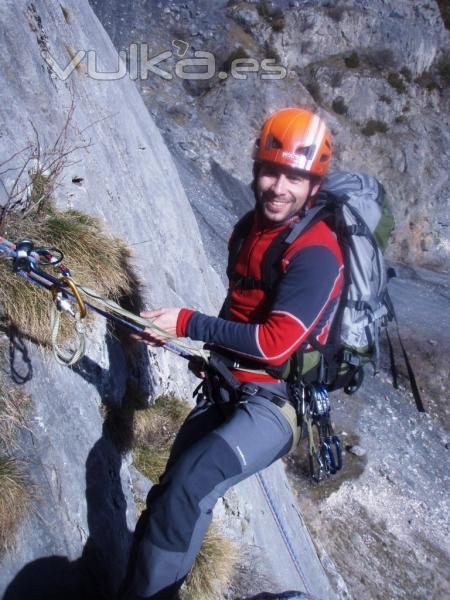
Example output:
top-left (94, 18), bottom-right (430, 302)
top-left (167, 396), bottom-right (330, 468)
top-left (132, 308), bottom-right (181, 346)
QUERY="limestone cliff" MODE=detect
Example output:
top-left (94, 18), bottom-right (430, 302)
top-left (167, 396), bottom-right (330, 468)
top-left (0, 1), bottom-right (334, 598)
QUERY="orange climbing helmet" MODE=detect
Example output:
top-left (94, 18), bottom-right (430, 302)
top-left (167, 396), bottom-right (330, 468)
top-left (253, 108), bottom-right (332, 177)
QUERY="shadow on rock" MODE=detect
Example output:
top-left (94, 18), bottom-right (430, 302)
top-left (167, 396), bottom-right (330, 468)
top-left (4, 418), bottom-right (131, 600)
top-left (3, 330), bottom-right (152, 599)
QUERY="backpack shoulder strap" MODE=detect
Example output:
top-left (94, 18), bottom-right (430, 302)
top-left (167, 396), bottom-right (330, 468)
top-left (284, 204), bottom-right (330, 244)
top-left (261, 204), bottom-right (333, 290)
top-left (226, 210), bottom-right (255, 280)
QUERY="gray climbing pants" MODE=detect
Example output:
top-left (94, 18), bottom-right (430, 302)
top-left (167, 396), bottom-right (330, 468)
top-left (121, 381), bottom-right (299, 600)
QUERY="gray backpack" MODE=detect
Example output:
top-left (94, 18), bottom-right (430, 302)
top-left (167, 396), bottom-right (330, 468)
top-left (226, 171), bottom-right (424, 411)
top-left (286, 171), bottom-right (423, 411)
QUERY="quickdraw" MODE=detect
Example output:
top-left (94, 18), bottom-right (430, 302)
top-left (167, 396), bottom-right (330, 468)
top-left (298, 382), bottom-right (343, 482)
top-left (0, 236), bottom-right (210, 366)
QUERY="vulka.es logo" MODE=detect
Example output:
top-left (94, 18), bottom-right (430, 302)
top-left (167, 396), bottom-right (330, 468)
top-left (42, 42), bottom-right (287, 82)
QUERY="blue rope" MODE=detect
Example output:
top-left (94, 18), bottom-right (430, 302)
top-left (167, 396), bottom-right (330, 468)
top-left (256, 471), bottom-right (311, 593)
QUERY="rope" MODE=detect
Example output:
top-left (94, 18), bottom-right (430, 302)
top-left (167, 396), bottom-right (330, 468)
top-left (50, 303), bottom-right (86, 366)
top-left (71, 280), bottom-right (211, 362)
top-left (256, 471), bottom-right (311, 592)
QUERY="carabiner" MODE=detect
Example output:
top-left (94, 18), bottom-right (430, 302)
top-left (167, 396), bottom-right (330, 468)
top-left (52, 276), bottom-right (87, 319)
top-left (321, 435), bottom-right (343, 474)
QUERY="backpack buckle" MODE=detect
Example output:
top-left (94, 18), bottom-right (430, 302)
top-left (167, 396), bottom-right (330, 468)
top-left (342, 350), bottom-right (360, 366)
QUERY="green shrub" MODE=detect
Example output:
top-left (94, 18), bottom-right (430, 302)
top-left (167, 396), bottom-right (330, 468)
top-left (257, 0), bottom-right (270, 19)
top-left (415, 71), bottom-right (440, 91)
top-left (367, 49), bottom-right (395, 71)
top-left (426, 80), bottom-right (440, 92)
top-left (387, 71), bottom-right (407, 93)
top-left (221, 47), bottom-right (250, 74)
top-left (305, 80), bottom-right (322, 103)
top-left (271, 16), bottom-right (285, 32)
top-left (438, 57), bottom-right (450, 86)
top-left (325, 6), bottom-right (349, 22)
top-left (332, 97), bottom-right (348, 115)
top-left (436, 0), bottom-right (450, 31)
top-left (399, 66), bottom-right (412, 83)
top-left (344, 51), bottom-right (360, 69)
top-left (257, 1), bottom-right (285, 31)
top-left (361, 119), bottom-right (389, 136)
top-left (395, 115), bottom-right (407, 124)
top-left (379, 94), bottom-right (392, 104)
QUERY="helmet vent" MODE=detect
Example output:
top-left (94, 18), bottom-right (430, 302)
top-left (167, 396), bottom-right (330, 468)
top-left (265, 134), bottom-right (282, 149)
top-left (295, 145), bottom-right (315, 159)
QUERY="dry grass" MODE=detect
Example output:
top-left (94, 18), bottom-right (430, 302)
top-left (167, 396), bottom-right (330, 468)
top-left (133, 446), bottom-right (170, 483)
top-left (0, 377), bottom-right (29, 451)
top-left (0, 339), bottom-right (32, 554)
top-left (0, 202), bottom-right (138, 345)
top-left (182, 523), bottom-right (239, 600)
top-left (0, 105), bottom-right (142, 348)
top-left (133, 394), bottom-right (191, 481)
top-left (133, 396), bottom-right (239, 599)
top-left (0, 456), bottom-right (30, 554)
top-left (60, 4), bottom-right (72, 24)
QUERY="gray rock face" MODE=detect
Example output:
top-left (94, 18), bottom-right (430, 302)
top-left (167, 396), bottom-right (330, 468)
top-left (0, 0), bottom-right (218, 596)
top-left (0, 1), bottom-right (334, 598)
top-left (91, 0), bottom-right (450, 273)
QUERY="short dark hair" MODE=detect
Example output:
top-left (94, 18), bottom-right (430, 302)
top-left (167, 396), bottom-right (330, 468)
top-left (251, 160), bottom-right (322, 198)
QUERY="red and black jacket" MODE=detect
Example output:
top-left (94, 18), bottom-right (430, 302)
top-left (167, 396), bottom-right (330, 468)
top-left (177, 210), bottom-right (344, 383)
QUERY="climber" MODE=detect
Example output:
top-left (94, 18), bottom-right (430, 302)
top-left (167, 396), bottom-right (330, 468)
top-left (119, 107), bottom-right (343, 600)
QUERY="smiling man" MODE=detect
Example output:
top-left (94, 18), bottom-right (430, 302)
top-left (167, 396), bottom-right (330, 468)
top-left (120, 108), bottom-right (344, 600)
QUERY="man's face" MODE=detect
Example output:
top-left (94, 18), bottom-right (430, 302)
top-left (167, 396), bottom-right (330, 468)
top-left (255, 162), bottom-right (320, 225)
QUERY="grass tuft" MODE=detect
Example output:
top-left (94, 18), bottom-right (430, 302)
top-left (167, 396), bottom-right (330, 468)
top-left (0, 349), bottom-right (32, 554)
top-left (60, 4), bottom-right (72, 24)
top-left (133, 394), bottom-right (191, 481)
top-left (0, 377), bottom-right (29, 452)
top-left (1, 106), bottom-right (142, 350)
top-left (0, 199), bottom-right (139, 346)
top-left (399, 66), bottom-right (412, 83)
top-left (257, 1), bottom-right (285, 32)
top-left (0, 457), bottom-right (30, 553)
top-left (134, 446), bottom-right (169, 484)
top-left (379, 94), bottom-right (392, 104)
top-left (387, 71), bottom-right (407, 93)
top-left (182, 523), bottom-right (239, 600)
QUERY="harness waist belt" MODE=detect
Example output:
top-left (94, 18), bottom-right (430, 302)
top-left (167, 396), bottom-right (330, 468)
top-left (239, 383), bottom-right (289, 409)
